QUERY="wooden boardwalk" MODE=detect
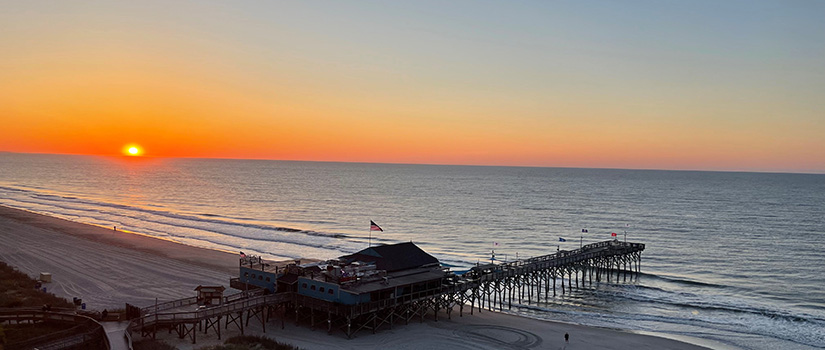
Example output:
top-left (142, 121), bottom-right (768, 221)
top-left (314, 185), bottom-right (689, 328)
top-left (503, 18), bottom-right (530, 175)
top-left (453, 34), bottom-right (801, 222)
top-left (128, 239), bottom-right (644, 342)
top-left (129, 291), bottom-right (286, 343)
top-left (0, 309), bottom-right (110, 350)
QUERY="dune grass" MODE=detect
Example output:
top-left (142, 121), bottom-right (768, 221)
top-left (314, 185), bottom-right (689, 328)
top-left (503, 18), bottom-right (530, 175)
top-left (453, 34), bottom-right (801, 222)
top-left (0, 261), bottom-right (74, 309)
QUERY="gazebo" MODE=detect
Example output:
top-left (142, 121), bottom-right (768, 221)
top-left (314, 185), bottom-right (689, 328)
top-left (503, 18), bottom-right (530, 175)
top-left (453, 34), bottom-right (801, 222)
top-left (194, 285), bottom-right (226, 306)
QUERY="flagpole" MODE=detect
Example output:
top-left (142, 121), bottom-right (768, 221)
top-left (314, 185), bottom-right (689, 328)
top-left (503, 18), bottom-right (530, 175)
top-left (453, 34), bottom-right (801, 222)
top-left (625, 223), bottom-right (628, 243)
top-left (369, 220), bottom-right (383, 248)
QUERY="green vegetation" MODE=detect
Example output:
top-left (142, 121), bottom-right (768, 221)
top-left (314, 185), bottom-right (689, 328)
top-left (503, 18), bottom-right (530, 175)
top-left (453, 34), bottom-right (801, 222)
top-left (132, 335), bottom-right (300, 350)
top-left (198, 335), bottom-right (300, 350)
top-left (2, 323), bottom-right (76, 345)
top-left (132, 339), bottom-right (179, 350)
top-left (0, 261), bottom-right (73, 308)
top-left (0, 261), bottom-right (75, 348)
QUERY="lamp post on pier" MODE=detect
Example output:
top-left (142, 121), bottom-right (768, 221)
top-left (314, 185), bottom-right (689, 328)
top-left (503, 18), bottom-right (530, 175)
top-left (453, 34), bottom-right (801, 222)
top-left (624, 223), bottom-right (629, 242)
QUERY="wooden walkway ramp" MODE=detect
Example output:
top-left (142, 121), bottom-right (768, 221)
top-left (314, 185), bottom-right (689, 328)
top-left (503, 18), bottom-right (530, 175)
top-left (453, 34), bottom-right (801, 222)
top-left (129, 292), bottom-right (292, 344)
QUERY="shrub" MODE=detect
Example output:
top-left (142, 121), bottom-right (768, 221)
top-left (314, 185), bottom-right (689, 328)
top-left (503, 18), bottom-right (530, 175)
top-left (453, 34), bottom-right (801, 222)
top-left (197, 335), bottom-right (299, 350)
top-left (0, 262), bottom-right (73, 308)
top-left (132, 339), bottom-right (179, 350)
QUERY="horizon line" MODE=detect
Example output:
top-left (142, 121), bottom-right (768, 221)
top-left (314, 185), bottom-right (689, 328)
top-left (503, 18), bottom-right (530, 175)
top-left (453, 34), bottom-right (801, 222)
top-left (2, 150), bottom-right (823, 176)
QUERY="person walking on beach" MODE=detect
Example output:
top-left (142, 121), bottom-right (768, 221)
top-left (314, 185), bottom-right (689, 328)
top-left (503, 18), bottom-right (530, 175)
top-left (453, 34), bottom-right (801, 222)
top-left (564, 332), bottom-right (569, 343)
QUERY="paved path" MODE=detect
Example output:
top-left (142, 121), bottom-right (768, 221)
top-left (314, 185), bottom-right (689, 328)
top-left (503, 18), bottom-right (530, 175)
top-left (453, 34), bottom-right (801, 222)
top-left (103, 321), bottom-right (131, 350)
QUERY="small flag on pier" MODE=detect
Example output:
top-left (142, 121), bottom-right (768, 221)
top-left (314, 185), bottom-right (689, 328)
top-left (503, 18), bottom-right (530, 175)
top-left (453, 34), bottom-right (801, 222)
top-left (611, 232), bottom-right (618, 237)
top-left (370, 220), bottom-right (383, 232)
top-left (559, 237), bottom-right (567, 242)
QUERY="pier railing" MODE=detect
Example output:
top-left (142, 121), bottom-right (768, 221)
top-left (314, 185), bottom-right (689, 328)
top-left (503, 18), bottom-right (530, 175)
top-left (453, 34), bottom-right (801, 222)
top-left (469, 240), bottom-right (644, 282)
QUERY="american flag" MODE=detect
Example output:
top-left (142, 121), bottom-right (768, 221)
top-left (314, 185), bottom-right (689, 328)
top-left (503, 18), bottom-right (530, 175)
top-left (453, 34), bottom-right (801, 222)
top-left (370, 220), bottom-right (383, 232)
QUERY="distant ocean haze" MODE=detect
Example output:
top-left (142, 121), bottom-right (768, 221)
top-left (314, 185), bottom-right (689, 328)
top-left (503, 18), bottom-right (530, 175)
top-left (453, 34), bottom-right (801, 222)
top-left (1, 153), bottom-right (823, 350)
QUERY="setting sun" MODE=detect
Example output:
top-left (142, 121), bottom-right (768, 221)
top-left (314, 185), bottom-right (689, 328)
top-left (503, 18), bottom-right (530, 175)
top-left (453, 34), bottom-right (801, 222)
top-left (124, 145), bottom-right (142, 156)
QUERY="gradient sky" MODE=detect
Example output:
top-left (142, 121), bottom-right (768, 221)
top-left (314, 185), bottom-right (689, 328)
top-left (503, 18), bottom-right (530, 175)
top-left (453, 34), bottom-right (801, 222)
top-left (2, 1), bottom-right (824, 173)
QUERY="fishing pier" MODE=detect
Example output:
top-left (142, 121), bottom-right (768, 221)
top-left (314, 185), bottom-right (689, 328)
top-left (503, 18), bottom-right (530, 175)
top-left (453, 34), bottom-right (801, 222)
top-left (128, 239), bottom-right (644, 342)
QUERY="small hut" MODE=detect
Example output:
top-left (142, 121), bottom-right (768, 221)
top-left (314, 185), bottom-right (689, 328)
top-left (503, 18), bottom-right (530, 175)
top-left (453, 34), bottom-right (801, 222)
top-left (194, 285), bottom-right (225, 306)
top-left (39, 272), bottom-right (52, 283)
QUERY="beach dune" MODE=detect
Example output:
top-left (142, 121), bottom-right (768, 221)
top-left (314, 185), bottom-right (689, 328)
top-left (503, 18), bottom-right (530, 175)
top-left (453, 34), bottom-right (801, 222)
top-left (0, 205), bottom-right (715, 349)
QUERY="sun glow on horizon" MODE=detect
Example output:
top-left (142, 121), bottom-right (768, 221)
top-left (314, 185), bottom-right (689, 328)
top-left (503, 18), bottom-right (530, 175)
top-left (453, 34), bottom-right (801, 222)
top-left (124, 145), bottom-right (142, 156)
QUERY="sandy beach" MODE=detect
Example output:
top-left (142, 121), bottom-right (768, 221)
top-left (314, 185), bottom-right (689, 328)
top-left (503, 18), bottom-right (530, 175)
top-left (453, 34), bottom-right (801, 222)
top-left (0, 205), bottom-right (235, 309)
top-left (0, 205), bottom-right (717, 350)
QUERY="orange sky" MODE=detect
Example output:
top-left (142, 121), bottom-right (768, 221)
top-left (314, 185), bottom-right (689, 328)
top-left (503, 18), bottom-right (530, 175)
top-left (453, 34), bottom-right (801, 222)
top-left (2, 2), bottom-right (824, 173)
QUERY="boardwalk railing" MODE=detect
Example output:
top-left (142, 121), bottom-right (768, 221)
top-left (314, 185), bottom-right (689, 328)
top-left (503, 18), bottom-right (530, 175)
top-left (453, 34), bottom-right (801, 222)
top-left (0, 309), bottom-right (110, 350)
top-left (139, 288), bottom-right (266, 315)
top-left (137, 293), bottom-right (291, 326)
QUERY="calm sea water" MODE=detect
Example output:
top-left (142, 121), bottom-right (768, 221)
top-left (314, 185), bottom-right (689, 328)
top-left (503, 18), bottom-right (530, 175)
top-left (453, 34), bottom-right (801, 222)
top-left (1, 153), bottom-right (823, 349)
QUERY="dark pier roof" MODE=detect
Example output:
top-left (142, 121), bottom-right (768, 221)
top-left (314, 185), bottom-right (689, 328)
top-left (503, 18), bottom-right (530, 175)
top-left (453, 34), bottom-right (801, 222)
top-left (341, 242), bottom-right (439, 272)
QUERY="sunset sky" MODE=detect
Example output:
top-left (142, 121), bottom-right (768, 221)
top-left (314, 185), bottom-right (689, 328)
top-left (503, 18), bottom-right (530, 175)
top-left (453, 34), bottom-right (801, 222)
top-left (2, 1), bottom-right (824, 173)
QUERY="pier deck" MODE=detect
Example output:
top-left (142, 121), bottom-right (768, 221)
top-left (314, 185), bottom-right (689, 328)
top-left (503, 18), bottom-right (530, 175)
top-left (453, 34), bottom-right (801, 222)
top-left (128, 239), bottom-right (644, 342)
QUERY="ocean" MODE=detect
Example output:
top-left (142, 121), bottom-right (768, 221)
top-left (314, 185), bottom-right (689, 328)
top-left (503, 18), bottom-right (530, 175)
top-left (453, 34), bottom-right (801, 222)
top-left (1, 153), bottom-right (823, 349)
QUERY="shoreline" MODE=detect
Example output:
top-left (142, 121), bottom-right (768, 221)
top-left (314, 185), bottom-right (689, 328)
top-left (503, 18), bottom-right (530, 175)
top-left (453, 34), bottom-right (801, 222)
top-left (0, 204), bottom-right (717, 349)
